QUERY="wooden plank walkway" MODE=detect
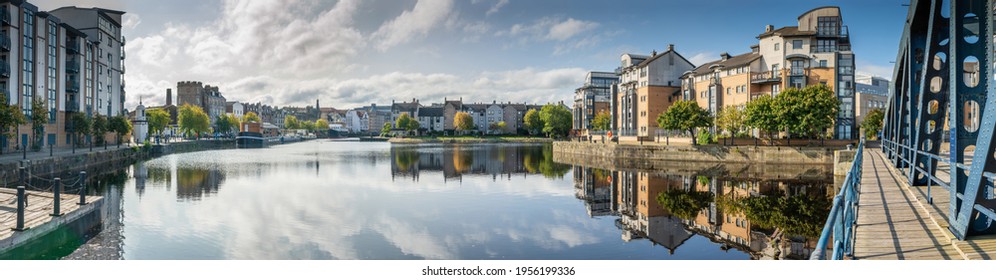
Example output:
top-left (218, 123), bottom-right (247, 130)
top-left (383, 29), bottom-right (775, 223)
top-left (0, 187), bottom-right (101, 241)
top-left (852, 149), bottom-right (963, 259)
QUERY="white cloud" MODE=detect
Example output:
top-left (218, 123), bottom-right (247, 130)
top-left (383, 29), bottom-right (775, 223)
top-left (688, 52), bottom-right (717, 66)
top-left (856, 60), bottom-right (895, 80)
top-left (122, 13), bottom-right (141, 30)
top-left (371, 0), bottom-right (455, 51)
top-left (547, 18), bottom-right (599, 41)
top-left (486, 0), bottom-right (509, 17)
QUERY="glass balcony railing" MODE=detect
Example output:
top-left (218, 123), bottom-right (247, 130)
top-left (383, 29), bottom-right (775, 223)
top-left (0, 34), bottom-right (8, 52)
top-left (66, 59), bottom-right (80, 73)
top-left (0, 61), bottom-right (9, 77)
top-left (66, 39), bottom-right (80, 54)
top-left (66, 79), bottom-right (80, 92)
top-left (1, 7), bottom-right (9, 26)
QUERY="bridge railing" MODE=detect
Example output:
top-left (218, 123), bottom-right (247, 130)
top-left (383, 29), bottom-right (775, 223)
top-left (881, 138), bottom-right (996, 220)
top-left (811, 140), bottom-right (863, 260)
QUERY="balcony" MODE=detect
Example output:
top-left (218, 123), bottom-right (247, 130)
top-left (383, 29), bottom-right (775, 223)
top-left (66, 58), bottom-right (80, 73)
top-left (0, 61), bottom-right (9, 78)
top-left (1, 7), bottom-right (9, 26)
top-left (0, 33), bottom-right (8, 52)
top-left (66, 79), bottom-right (80, 93)
top-left (750, 71), bottom-right (782, 84)
top-left (66, 39), bottom-right (80, 54)
top-left (817, 26), bottom-right (849, 39)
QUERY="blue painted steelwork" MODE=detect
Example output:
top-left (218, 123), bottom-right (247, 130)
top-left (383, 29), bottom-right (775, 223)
top-left (812, 140), bottom-right (864, 260)
top-left (882, 0), bottom-right (996, 240)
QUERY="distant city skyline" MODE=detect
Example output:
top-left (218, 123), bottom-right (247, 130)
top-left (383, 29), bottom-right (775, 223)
top-left (32, 0), bottom-right (908, 110)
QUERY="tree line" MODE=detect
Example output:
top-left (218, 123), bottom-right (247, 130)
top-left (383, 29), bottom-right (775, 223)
top-left (383, 104), bottom-right (573, 138)
top-left (0, 94), bottom-right (132, 153)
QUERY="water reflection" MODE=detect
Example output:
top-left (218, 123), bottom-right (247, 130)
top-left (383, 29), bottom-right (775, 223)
top-left (572, 165), bottom-right (833, 260)
top-left (390, 144), bottom-right (571, 181)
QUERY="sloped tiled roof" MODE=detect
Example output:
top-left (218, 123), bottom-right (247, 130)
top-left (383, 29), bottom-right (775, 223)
top-left (688, 52), bottom-right (762, 76)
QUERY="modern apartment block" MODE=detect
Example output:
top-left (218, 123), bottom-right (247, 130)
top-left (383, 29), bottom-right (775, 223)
top-left (573, 71), bottom-right (616, 133)
top-left (614, 44), bottom-right (694, 137)
top-left (855, 75), bottom-right (889, 124)
top-left (0, 1), bottom-right (126, 151)
top-left (176, 81), bottom-right (227, 123)
top-left (682, 6), bottom-right (856, 139)
top-left (50, 6), bottom-right (126, 117)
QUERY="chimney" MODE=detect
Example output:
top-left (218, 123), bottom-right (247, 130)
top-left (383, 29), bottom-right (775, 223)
top-left (765, 25), bottom-right (774, 32)
top-left (651, 50), bottom-right (657, 57)
top-left (721, 53), bottom-right (731, 61)
top-left (667, 44), bottom-right (674, 52)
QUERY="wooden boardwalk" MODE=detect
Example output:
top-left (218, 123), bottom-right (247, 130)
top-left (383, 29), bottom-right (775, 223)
top-left (0, 187), bottom-right (101, 242)
top-left (852, 149), bottom-right (963, 259)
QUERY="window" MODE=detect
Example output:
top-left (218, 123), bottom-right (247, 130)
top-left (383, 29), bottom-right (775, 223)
top-left (819, 60), bottom-right (828, 67)
top-left (775, 43), bottom-right (780, 51)
top-left (792, 40), bottom-right (803, 50)
top-left (21, 11), bottom-right (33, 118)
top-left (727, 87), bottom-right (731, 95)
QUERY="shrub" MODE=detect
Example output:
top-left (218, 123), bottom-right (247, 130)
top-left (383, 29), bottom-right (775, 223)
top-left (697, 131), bottom-right (714, 145)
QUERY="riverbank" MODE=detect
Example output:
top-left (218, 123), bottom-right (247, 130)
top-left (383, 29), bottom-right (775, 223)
top-left (389, 136), bottom-right (554, 144)
top-left (553, 141), bottom-right (837, 165)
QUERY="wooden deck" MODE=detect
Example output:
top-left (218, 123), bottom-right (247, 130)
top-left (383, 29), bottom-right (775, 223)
top-left (0, 187), bottom-right (101, 243)
top-left (852, 149), bottom-right (963, 259)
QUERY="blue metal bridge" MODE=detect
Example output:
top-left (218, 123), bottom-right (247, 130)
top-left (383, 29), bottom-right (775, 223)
top-left (813, 0), bottom-right (996, 260)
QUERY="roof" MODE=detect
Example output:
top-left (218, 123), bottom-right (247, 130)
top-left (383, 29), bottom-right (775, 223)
top-left (687, 52), bottom-right (762, 76)
top-left (635, 49), bottom-right (694, 69)
top-left (504, 104), bottom-right (527, 111)
top-left (757, 26), bottom-right (816, 39)
top-left (464, 104), bottom-right (488, 111)
top-left (445, 100), bottom-right (463, 108)
top-left (420, 107), bottom-right (444, 117)
top-left (392, 102), bottom-right (420, 111)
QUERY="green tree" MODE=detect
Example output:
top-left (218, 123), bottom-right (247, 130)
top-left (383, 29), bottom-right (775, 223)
top-left (539, 104), bottom-right (572, 138)
top-left (284, 115), bottom-right (300, 130)
top-left (31, 98), bottom-right (48, 150)
top-left (0, 94), bottom-right (26, 154)
top-left (380, 122), bottom-right (392, 137)
top-left (657, 188), bottom-right (715, 220)
top-left (657, 100), bottom-right (712, 138)
top-left (496, 121), bottom-right (507, 134)
top-left (406, 119), bottom-right (420, 135)
top-left (523, 109), bottom-right (543, 135)
top-left (215, 114), bottom-right (235, 137)
top-left (454, 111), bottom-right (474, 133)
top-left (242, 111), bottom-right (261, 124)
top-left (715, 105), bottom-right (746, 138)
top-left (92, 114), bottom-right (108, 146)
top-left (315, 118), bottom-right (330, 131)
top-left (109, 115), bottom-right (132, 147)
top-left (69, 112), bottom-right (91, 148)
top-left (591, 111), bottom-right (611, 131)
top-left (862, 109), bottom-right (885, 140)
top-left (744, 95), bottom-right (781, 139)
top-left (147, 108), bottom-right (170, 140)
top-left (777, 84), bottom-right (840, 138)
top-left (396, 112), bottom-right (413, 131)
top-left (178, 104), bottom-right (211, 139)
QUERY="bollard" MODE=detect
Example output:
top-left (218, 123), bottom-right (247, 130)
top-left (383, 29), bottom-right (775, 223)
top-left (78, 171), bottom-right (87, 205)
top-left (19, 166), bottom-right (26, 187)
top-left (14, 186), bottom-right (24, 231)
top-left (52, 178), bottom-right (61, 216)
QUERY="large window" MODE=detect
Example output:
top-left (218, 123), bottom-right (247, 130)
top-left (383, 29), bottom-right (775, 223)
top-left (22, 11), bottom-right (33, 117)
top-left (818, 16), bottom-right (840, 37)
top-left (791, 60), bottom-right (805, 75)
top-left (48, 21), bottom-right (57, 123)
top-left (792, 40), bottom-right (803, 50)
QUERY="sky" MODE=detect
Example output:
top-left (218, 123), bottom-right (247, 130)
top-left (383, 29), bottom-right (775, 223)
top-left (31, 0), bottom-right (910, 110)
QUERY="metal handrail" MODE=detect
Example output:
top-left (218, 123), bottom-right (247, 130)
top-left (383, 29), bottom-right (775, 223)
top-left (811, 139), bottom-right (863, 260)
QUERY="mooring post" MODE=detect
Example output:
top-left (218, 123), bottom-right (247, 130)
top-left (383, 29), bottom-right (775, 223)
top-left (78, 171), bottom-right (87, 205)
top-left (15, 186), bottom-right (25, 231)
top-left (52, 178), bottom-right (61, 216)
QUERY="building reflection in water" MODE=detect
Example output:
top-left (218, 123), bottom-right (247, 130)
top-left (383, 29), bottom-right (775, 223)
top-left (143, 164), bottom-right (226, 201)
top-left (573, 165), bottom-right (832, 260)
top-left (390, 144), bottom-right (571, 181)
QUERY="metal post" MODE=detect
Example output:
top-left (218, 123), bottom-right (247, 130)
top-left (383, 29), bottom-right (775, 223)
top-left (927, 158), bottom-right (933, 205)
top-left (52, 178), bottom-right (61, 216)
top-left (15, 186), bottom-right (24, 231)
top-left (49, 142), bottom-right (52, 157)
top-left (78, 171), bottom-right (87, 205)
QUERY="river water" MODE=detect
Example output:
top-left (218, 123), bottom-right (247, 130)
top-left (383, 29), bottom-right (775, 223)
top-left (54, 141), bottom-right (833, 260)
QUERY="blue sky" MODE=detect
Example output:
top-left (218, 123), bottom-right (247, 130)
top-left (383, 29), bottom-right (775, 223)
top-left (32, 0), bottom-right (909, 110)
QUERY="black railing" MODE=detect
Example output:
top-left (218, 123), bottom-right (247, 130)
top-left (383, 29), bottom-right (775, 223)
top-left (66, 59), bottom-right (80, 73)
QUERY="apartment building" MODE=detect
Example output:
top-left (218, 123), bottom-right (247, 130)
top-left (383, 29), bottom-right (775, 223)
top-left (614, 44), bottom-right (694, 137)
top-left (855, 75), bottom-right (889, 124)
top-left (682, 6), bottom-right (856, 139)
top-left (50, 6), bottom-right (126, 117)
top-left (573, 71), bottom-right (617, 132)
top-left (0, 2), bottom-right (125, 151)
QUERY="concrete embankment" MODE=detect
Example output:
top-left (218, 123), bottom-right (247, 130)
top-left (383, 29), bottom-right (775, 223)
top-left (0, 148), bottom-right (147, 186)
top-left (553, 141), bottom-right (835, 165)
